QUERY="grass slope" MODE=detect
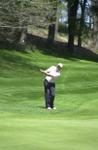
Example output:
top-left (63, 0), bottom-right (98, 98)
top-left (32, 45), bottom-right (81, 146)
top-left (0, 49), bottom-right (98, 150)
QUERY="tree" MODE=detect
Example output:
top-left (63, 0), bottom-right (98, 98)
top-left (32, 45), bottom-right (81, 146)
top-left (91, 0), bottom-right (98, 51)
top-left (0, 0), bottom-right (31, 44)
top-left (78, 0), bottom-right (87, 47)
top-left (0, 0), bottom-right (60, 46)
top-left (67, 0), bottom-right (79, 54)
top-left (47, 0), bottom-right (59, 44)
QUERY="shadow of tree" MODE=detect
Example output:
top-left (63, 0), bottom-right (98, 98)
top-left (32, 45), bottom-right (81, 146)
top-left (0, 34), bottom-right (98, 62)
top-left (26, 34), bottom-right (98, 62)
top-left (0, 49), bottom-right (40, 72)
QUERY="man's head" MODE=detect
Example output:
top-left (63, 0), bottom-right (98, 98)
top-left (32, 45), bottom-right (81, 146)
top-left (57, 63), bottom-right (63, 70)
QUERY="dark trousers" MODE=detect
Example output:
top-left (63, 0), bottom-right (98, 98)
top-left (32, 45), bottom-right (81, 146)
top-left (44, 79), bottom-right (55, 108)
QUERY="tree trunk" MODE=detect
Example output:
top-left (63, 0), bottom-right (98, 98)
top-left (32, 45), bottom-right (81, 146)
top-left (19, 27), bottom-right (27, 45)
top-left (47, 1), bottom-right (58, 44)
top-left (55, 6), bottom-right (59, 36)
top-left (93, 15), bottom-right (98, 51)
top-left (47, 24), bottom-right (55, 44)
top-left (68, 0), bottom-right (79, 54)
top-left (91, 0), bottom-right (98, 52)
top-left (78, 0), bottom-right (87, 47)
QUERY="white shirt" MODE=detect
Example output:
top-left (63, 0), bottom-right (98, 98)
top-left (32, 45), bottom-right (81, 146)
top-left (45, 66), bottom-right (60, 83)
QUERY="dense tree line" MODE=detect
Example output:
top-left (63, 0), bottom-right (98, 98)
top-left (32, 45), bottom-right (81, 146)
top-left (0, 0), bottom-right (98, 53)
top-left (67, 0), bottom-right (98, 53)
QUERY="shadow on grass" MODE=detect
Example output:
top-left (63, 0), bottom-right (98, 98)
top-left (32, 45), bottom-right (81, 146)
top-left (26, 34), bottom-right (98, 62)
top-left (37, 106), bottom-right (46, 109)
top-left (0, 47), bottom-right (40, 72)
top-left (0, 34), bottom-right (98, 62)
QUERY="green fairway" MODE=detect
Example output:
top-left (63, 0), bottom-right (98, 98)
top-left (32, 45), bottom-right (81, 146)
top-left (0, 49), bottom-right (98, 150)
top-left (0, 118), bottom-right (98, 150)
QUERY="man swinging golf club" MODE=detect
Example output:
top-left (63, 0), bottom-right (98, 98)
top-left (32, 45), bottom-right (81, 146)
top-left (40, 63), bottom-right (63, 110)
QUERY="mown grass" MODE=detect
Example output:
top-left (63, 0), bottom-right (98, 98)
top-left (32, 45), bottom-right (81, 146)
top-left (0, 119), bottom-right (98, 150)
top-left (0, 49), bottom-right (98, 119)
top-left (0, 49), bottom-right (98, 150)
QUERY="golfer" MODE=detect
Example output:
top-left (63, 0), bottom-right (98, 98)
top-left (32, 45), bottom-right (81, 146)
top-left (40, 63), bottom-right (63, 110)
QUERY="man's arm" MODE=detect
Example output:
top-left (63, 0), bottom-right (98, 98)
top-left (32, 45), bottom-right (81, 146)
top-left (40, 69), bottom-right (53, 77)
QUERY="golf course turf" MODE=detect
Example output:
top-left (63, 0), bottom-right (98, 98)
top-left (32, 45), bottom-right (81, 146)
top-left (0, 49), bottom-right (98, 150)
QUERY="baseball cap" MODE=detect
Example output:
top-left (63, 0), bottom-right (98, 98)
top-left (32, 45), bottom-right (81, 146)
top-left (57, 63), bottom-right (63, 68)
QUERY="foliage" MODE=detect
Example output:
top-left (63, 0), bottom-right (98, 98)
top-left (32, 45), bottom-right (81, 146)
top-left (0, 0), bottom-right (59, 42)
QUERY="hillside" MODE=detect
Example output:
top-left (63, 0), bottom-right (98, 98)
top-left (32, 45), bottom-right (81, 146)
top-left (0, 48), bottom-right (98, 119)
top-left (0, 49), bottom-right (98, 150)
